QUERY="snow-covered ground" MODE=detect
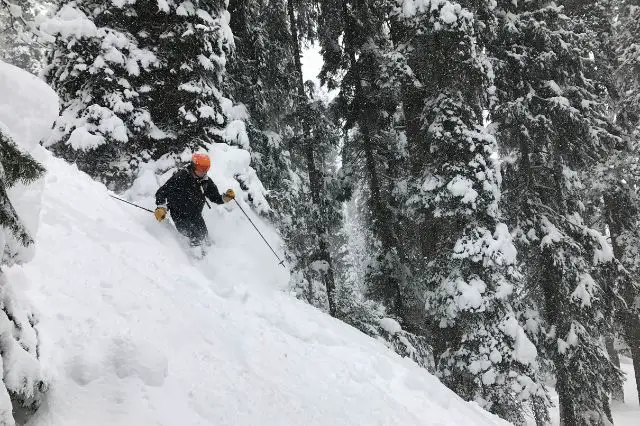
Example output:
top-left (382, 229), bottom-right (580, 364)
top-left (6, 152), bottom-right (511, 425)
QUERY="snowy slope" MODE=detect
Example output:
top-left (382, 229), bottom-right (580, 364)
top-left (612, 356), bottom-right (640, 426)
top-left (0, 60), bottom-right (58, 263)
top-left (1, 152), bottom-right (510, 426)
top-left (0, 61), bottom-right (58, 149)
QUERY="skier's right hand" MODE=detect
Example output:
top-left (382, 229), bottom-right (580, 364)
top-left (223, 188), bottom-right (235, 203)
top-left (154, 206), bottom-right (167, 222)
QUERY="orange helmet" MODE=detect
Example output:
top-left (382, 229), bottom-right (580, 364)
top-left (192, 153), bottom-right (211, 174)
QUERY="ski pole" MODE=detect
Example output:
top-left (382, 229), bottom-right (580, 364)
top-left (109, 194), bottom-right (154, 213)
top-left (233, 199), bottom-right (286, 268)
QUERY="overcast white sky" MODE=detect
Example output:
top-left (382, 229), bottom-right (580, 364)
top-left (301, 44), bottom-right (339, 101)
top-left (301, 44), bottom-right (323, 82)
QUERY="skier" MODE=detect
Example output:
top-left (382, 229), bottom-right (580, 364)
top-left (153, 153), bottom-right (235, 247)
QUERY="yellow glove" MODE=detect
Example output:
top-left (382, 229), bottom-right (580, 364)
top-left (154, 206), bottom-right (167, 222)
top-left (223, 189), bottom-right (235, 203)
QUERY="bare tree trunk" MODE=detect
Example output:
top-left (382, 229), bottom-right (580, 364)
top-left (286, 0), bottom-right (336, 316)
top-left (555, 348), bottom-right (578, 426)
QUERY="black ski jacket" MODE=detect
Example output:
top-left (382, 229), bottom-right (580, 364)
top-left (155, 167), bottom-right (224, 217)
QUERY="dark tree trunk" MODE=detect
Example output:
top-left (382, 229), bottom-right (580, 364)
top-left (287, 0), bottom-right (336, 316)
top-left (606, 334), bottom-right (624, 402)
top-left (556, 352), bottom-right (578, 426)
top-left (402, 88), bottom-right (426, 176)
top-left (338, 0), bottom-right (405, 319)
top-left (623, 313), bottom-right (640, 406)
top-left (540, 249), bottom-right (577, 426)
top-left (631, 334), bottom-right (640, 406)
top-left (361, 125), bottom-right (403, 316)
top-left (532, 395), bottom-right (550, 426)
top-left (541, 164), bottom-right (577, 426)
top-left (604, 191), bottom-right (637, 404)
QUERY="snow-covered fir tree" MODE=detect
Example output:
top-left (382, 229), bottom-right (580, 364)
top-left (391, 1), bottom-right (546, 421)
top-left (0, 129), bottom-right (43, 262)
top-left (0, 124), bottom-right (47, 426)
top-left (0, 0), bottom-right (48, 74)
top-left (491, 1), bottom-right (623, 423)
top-left (610, 0), bottom-right (640, 405)
top-left (43, 0), bottom-right (236, 189)
top-left (318, 0), bottom-right (413, 323)
top-left (334, 190), bottom-right (434, 370)
top-left (226, 0), bottom-right (297, 136)
top-left (226, 0), bottom-right (300, 212)
top-left (616, 0), bottom-right (640, 137)
top-left (600, 150), bottom-right (640, 405)
top-left (276, 0), bottom-right (343, 316)
top-left (561, 0), bottom-right (629, 403)
top-left (286, 95), bottom-right (344, 314)
top-left (226, 0), bottom-right (316, 309)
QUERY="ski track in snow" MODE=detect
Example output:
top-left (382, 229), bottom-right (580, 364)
top-left (9, 155), bottom-right (510, 425)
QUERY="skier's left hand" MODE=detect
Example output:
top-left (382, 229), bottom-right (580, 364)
top-left (223, 189), bottom-right (235, 203)
top-left (154, 206), bottom-right (167, 222)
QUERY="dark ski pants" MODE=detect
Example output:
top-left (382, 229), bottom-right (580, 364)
top-left (170, 212), bottom-right (209, 247)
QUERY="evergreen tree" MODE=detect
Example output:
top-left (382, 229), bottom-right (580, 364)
top-left (0, 0), bottom-right (48, 74)
top-left (616, 0), bottom-right (640, 136)
top-left (393, 2), bottom-right (545, 421)
top-left (601, 155), bottom-right (640, 405)
top-left (43, 0), bottom-right (236, 189)
top-left (226, 0), bottom-right (344, 315)
top-left (226, 0), bottom-right (300, 216)
top-left (0, 127), bottom-right (47, 425)
top-left (610, 0), bottom-right (640, 405)
top-left (561, 0), bottom-right (629, 404)
top-left (226, 0), bottom-right (296, 135)
top-left (0, 130), bottom-right (44, 260)
top-left (491, 1), bottom-right (623, 423)
top-left (288, 97), bottom-right (345, 314)
top-left (0, 9), bottom-right (51, 421)
top-left (318, 0), bottom-right (412, 323)
top-left (226, 0), bottom-right (310, 309)
top-left (333, 223), bottom-right (385, 337)
top-left (282, 0), bottom-right (342, 315)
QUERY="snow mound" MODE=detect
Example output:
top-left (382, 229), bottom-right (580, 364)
top-left (12, 153), bottom-right (509, 425)
top-left (0, 61), bottom-right (57, 424)
top-left (0, 60), bottom-right (57, 264)
top-left (0, 61), bottom-right (58, 150)
top-left (39, 5), bottom-right (98, 41)
top-left (380, 317), bottom-right (402, 335)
